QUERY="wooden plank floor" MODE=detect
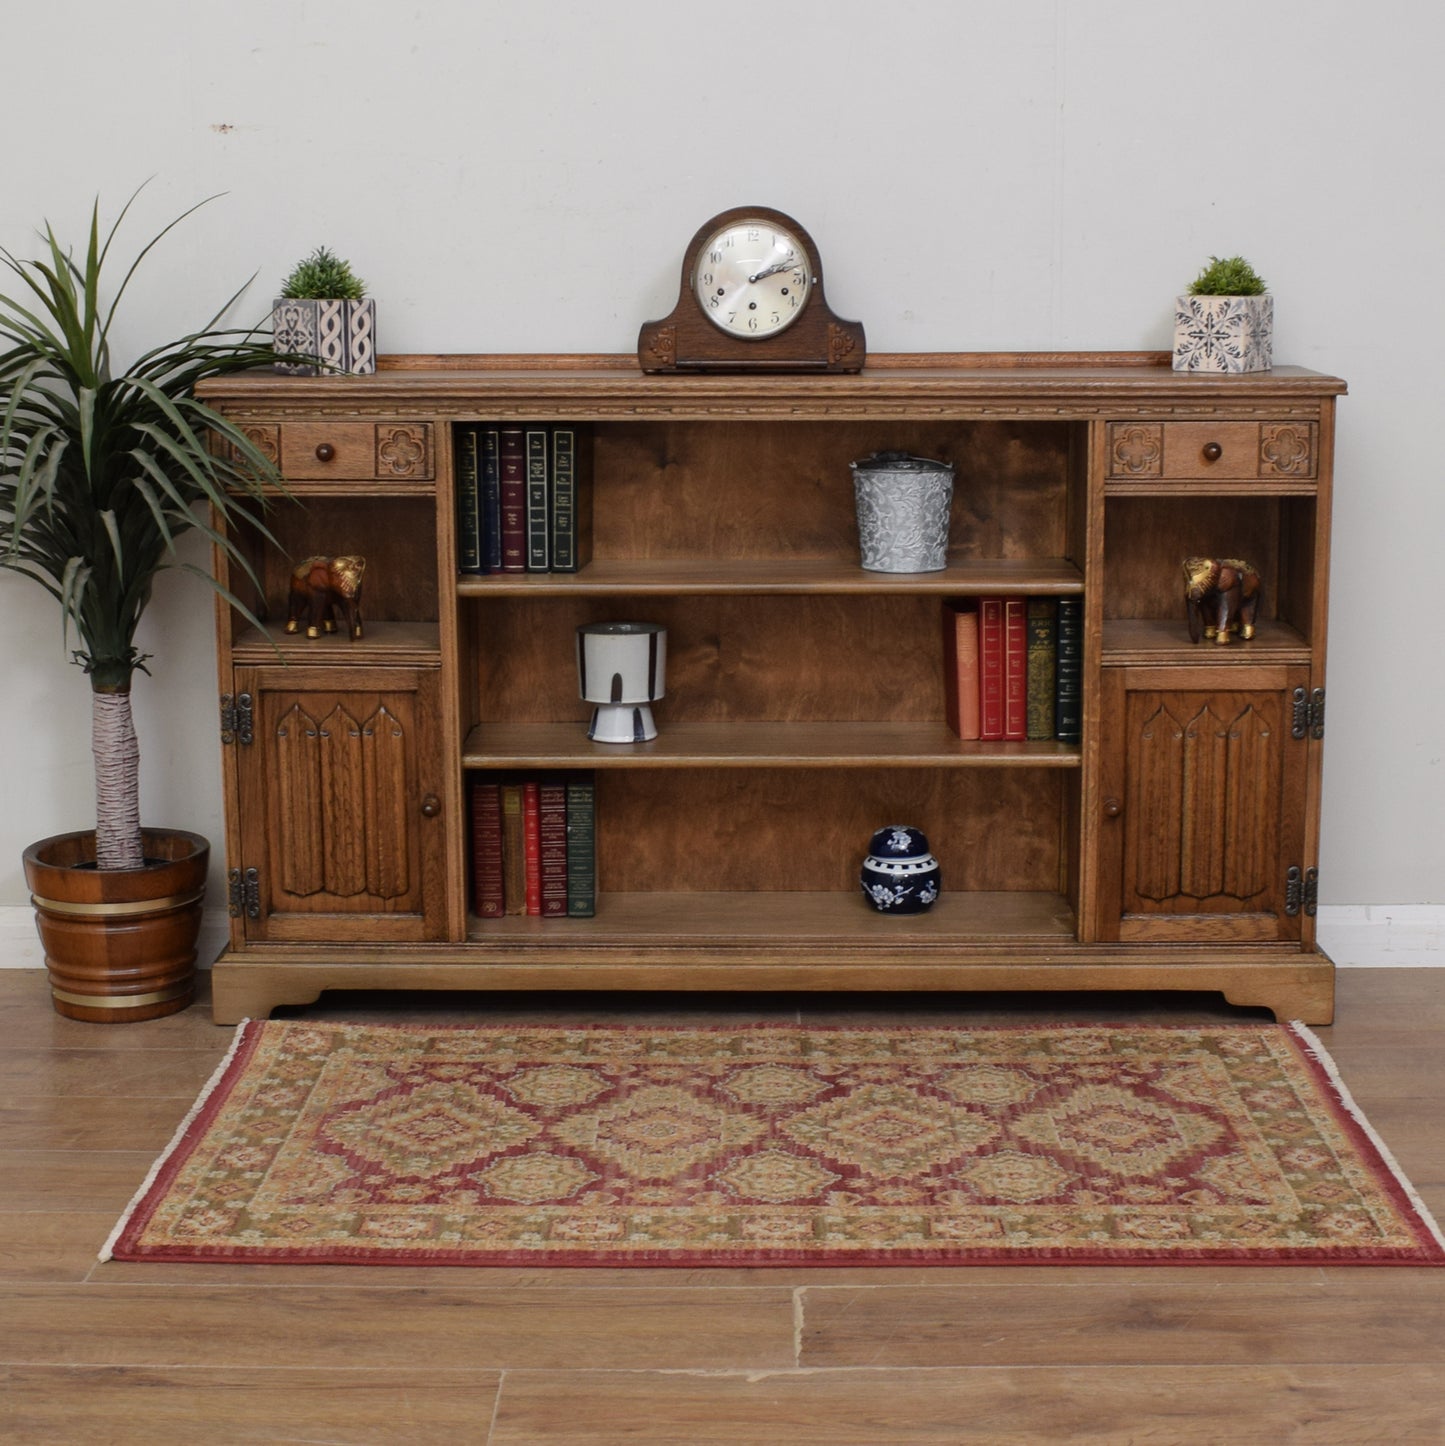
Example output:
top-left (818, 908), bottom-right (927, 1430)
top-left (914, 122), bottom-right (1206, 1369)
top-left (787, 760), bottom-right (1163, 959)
top-left (1, 967), bottom-right (1441, 1444)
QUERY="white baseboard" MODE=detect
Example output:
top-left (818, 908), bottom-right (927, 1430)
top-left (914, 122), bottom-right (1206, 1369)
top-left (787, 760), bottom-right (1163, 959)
top-left (1, 903), bottom-right (1442, 971)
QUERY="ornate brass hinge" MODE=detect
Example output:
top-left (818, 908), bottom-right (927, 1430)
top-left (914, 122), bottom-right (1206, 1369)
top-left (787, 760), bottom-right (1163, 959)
top-left (227, 866), bottom-right (261, 919)
top-left (1291, 686), bottom-right (1325, 741)
top-left (1285, 865), bottom-right (1320, 918)
top-left (219, 692), bottom-right (255, 746)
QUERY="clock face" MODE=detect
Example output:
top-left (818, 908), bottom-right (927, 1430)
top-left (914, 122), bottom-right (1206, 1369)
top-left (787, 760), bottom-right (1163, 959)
top-left (691, 218), bottom-right (814, 338)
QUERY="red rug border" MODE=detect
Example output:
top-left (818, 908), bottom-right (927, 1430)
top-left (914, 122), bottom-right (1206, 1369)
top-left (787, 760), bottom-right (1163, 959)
top-left (104, 1018), bottom-right (1445, 1268)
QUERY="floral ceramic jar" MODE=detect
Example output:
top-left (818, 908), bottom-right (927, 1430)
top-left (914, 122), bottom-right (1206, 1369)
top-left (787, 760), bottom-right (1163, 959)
top-left (860, 825), bottom-right (941, 914)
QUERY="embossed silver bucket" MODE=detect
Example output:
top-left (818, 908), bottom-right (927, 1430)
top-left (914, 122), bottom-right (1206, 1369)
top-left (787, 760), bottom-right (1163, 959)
top-left (850, 452), bottom-right (955, 572)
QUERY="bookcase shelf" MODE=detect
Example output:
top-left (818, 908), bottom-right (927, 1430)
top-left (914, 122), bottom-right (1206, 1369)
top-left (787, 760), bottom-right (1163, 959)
top-left (200, 352), bottom-right (1343, 1026)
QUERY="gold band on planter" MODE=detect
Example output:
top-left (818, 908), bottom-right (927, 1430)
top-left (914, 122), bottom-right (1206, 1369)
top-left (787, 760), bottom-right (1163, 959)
top-left (49, 983), bottom-right (194, 1009)
top-left (29, 889), bottom-right (205, 918)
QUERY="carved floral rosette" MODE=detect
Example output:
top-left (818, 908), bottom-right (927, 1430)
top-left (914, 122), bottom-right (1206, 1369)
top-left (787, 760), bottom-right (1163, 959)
top-left (1172, 293), bottom-right (1273, 374)
top-left (273, 298), bottom-right (377, 375)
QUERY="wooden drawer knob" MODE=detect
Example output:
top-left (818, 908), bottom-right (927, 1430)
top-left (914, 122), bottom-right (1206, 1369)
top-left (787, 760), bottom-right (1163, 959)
top-left (1201, 442), bottom-right (1223, 463)
top-left (420, 794), bottom-right (442, 819)
top-left (1103, 797), bottom-right (1123, 819)
top-left (314, 443), bottom-right (336, 462)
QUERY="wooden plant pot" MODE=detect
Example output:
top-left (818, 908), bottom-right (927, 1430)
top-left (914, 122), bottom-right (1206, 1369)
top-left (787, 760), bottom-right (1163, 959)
top-left (22, 829), bottom-right (209, 1023)
top-left (1173, 293), bottom-right (1274, 373)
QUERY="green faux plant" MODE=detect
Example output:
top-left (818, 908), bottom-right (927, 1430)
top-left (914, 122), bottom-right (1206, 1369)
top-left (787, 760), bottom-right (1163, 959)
top-left (279, 246), bottom-right (367, 301)
top-left (0, 192), bottom-right (287, 870)
top-left (1187, 255), bottom-right (1268, 297)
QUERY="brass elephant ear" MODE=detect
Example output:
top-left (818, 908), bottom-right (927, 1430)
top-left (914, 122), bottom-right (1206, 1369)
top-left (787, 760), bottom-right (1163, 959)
top-left (285, 554), bottom-right (367, 641)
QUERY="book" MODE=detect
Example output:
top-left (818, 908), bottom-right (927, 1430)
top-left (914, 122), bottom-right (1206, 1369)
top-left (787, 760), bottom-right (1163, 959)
top-left (500, 781), bottom-right (526, 912)
top-left (456, 426), bottom-right (483, 574)
top-left (522, 779), bottom-right (542, 915)
top-left (941, 601), bottom-right (981, 740)
top-left (978, 597), bottom-right (1005, 740)
top-left (550, 425), bottom-right (593, 573)
top-left (479, 425), bottom-right (502, 574)
top-left (538, 775), bottom-right (569, 917)
top-left (1054, 596), bottom-right (1083, 743)
top-left (1025, 597), bottom-right (1057, 741)
top-left (498, 427), bottom-right (528, 573)
top-left (566, 774), bottom-right (597, 917)
top-left (1002, 597), bottom-right (1028, 741)
top-left (469, 777), bottom-right (505, 918)
top-left (525, 424), bottom-right (551, 572)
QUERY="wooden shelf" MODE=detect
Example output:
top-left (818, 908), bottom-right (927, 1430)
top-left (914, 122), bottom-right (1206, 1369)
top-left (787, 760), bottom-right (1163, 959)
top-left (467, 890), bottom-right (1077, 945)
top-left (462, 721), bottom-right (1082, 770)
top-left (231, 620), bottom-right (441, 665)
top-left (457, 557), bottom-right (1085, 597)
top-left (1102, 618), bottom-right (1311, 667)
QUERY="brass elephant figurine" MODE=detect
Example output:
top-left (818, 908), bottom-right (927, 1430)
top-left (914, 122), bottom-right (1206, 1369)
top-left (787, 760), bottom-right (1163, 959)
top-left (1183, 556), bottom-right (1261, 645)
top-left (285, 555), bottom-right (366, 640)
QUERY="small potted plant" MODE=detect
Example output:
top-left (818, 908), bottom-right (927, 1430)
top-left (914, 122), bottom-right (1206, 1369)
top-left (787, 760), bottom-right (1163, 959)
top-left (272, 245), bottom-right (375, 375)
top-left (1172, 255), bottom-right (1273, 373)
top-left (1, 193), bottom-right (288, 1020)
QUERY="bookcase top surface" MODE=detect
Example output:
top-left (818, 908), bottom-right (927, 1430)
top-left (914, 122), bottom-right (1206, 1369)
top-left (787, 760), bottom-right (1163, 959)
top-left (198, 352), bottom-right (1347, 414)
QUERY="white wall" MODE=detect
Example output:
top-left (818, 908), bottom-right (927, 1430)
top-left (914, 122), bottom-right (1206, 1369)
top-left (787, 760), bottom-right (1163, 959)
top-left (2, 0), bottom-right (1442, 915)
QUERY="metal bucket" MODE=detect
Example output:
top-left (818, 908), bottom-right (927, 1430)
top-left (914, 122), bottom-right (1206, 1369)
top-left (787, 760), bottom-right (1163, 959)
top-left (850, 452), bottom-right (955, 572)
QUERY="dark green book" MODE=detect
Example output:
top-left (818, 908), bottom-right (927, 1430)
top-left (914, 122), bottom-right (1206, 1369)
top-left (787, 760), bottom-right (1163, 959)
top-left (525, 424), bottom-right (551, 572)
top-left (479, 425), bottom-right (502, 574)
top-left (1054, 597), bottom-right (1082, 743)
top-left (1025, 597), bottom-right (1056, 741)
top-left (565, 773), bottom-right (596, 917)
top-left (550, 425), bottom-right (594, 573)
top-left (456, 425), bottom-right (483, 574)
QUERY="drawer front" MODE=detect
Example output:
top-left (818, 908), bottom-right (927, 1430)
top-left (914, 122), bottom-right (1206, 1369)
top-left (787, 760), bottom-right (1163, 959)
top-left (1108, 421), bottom-right (1317, 481)
top-left (233, 421), bottom-right (434, 481)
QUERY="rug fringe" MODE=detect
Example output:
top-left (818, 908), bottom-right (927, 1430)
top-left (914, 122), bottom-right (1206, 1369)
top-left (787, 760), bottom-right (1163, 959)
top-left (1289, 1020), bottom-right (1445, 1254)
top-left (98, 1018), bottom-right (255, 1263)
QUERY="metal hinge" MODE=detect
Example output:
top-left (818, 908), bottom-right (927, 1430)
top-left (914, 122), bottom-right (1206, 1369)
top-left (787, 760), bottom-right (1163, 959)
top-left (1285, 865), bottom-right (1320, 918)
top-left (227, 866), bottom-right (261, 919)
top-left (1291, 686), bottom-right (1325, 741)
top-left (219, 692), bottom-right (254, 746)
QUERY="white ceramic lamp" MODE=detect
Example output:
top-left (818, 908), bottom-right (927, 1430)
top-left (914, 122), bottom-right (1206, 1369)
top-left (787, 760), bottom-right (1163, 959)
top-left (576, 622), bottom-right (667, 743)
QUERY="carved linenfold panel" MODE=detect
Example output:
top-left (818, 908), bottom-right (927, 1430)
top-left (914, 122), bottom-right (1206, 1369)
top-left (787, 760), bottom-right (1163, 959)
top-left (1179, 704), bottom-right (1229, 899)
top-left (362, 706), bottom-right (410, 898)
top-left (1222, 706), bottom-right (1275, 899)
top-left (1259, 423), bottom-right (1316, 477)
top-left (375, 424), bottom-right (431, 478)
top-left (1128, 704), bottom-right (1185, 902)
top-left (1108, 423), bottom-right (1164, 477)
top-left (275, 703), bottom-right (325, 897)
top-left (319, 705), bottom-right (368, 898)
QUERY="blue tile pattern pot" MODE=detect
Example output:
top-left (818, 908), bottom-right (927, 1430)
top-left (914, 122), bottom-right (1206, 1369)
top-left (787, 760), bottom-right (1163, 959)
top-left (860, 825), bottom-right (941, 914)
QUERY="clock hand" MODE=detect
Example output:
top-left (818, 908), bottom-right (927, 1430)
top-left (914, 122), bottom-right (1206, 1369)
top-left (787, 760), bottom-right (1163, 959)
top-left (747, 258), bottom-right (803, 283)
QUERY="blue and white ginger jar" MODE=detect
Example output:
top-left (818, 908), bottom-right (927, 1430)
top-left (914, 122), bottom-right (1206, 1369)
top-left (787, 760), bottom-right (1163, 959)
top-left (860, 825), bottom-right (941, 914)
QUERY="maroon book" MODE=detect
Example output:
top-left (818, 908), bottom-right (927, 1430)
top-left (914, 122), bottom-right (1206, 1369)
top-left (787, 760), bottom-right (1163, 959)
top-left (978, 597), bottom-right (1005, 740)
top-left (1002, 597), bottom-right (1028, 741)
top-left (469, 778), bottom-right (505, 919)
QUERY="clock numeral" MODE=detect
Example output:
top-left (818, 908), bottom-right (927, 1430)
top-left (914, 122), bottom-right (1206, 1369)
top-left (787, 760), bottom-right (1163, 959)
top-left (710, 250), bottom-right (723, 264)
top-left (746, 228), bottom-right (760, 241)
top-left (701, 271), bottom-right (713, 287)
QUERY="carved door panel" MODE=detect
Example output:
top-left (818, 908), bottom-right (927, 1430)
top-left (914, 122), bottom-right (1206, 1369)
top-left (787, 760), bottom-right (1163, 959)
top-left (1098, 666), bottom-right (1311, 943)
top-left (232, 665), bottom-right (447, 943)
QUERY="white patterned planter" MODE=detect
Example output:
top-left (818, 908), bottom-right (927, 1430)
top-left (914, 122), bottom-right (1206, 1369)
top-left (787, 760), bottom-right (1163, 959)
top-left (1173, 293), bottom-right (1273, 373)
top-left (272, 298), bottom-right (376, 375)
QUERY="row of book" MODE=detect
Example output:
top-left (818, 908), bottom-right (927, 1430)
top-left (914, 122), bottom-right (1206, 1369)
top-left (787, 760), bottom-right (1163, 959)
top-left (942, 597), bottom-right (1081, 742)
top-left (456, 423), bottom-right (594, 575)
top-left (469, 774), bottom-right (596, 919)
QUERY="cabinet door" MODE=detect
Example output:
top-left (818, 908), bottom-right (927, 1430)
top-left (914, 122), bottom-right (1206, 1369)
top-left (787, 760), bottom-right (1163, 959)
top-left (1097, 666), bottom-right (1311, 943)
top-left (232, 665), bottom-right (447, 942)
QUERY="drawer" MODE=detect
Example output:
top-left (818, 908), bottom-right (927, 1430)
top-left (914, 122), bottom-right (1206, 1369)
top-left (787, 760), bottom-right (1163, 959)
top-left (232, 421), bottom-right (435, 482)
top-left (1107, 421), bottom-right (1317, 481)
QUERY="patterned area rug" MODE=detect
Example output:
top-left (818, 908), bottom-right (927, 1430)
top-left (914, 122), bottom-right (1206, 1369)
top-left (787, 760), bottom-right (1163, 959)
top-left (105, 1020), bottom-right (1445, 1266)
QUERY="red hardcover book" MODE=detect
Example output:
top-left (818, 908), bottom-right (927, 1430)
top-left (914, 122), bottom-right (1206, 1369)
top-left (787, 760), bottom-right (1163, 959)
top-left (469, 778), bottom-right (505, 919)
top-left (522, 779), bottom-right (542, 916)
top-left (941, 601), bottom-right (981, 740)
top-left (538, 776), bottom-right (569, 917)
top-left (1002, 597), bottom-right (1028, 741)
top-left (978, 597), bottom-right (1005, 740)
top-left (498, 426), bottom-right (528, 573)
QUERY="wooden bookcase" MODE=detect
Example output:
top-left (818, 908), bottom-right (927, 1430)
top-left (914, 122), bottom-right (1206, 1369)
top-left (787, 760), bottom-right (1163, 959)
top-left (201, 353), bottom-right (1343, 1024)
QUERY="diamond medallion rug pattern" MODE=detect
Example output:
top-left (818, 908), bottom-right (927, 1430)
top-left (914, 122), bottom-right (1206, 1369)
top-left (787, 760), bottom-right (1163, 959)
top-left (104, 1020), bottom-right (1445, 1266)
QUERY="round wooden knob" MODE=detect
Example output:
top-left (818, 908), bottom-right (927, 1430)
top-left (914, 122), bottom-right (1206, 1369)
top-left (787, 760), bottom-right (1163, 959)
top-left (1202, 442), bottom-right (1223, 463)
top-left (420, 794), bottom-right (441, 819)
top-left (1103, 797), bottom-right (1123, 819)
top-left (315, 443), bottom-right (336, 462)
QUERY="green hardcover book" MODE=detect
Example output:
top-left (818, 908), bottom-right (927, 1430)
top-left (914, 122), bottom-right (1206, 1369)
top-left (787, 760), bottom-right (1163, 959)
top-left (525, 424), bottom-right (551, 572)
top-left (1055, 597), bottom-right (1083, 743)
top-left (1025, 597), bottom-right (1057, 741)
top-left (456, 425), bottom-right (482, 574)
top-left (550, 425), bottom-right (594, 573)
top-left (565, 773), bottom-right (596, 917)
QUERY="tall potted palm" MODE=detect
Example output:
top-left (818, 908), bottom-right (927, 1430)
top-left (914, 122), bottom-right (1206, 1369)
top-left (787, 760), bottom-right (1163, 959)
top-left (1, 193), bottom-right (288, 1021)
